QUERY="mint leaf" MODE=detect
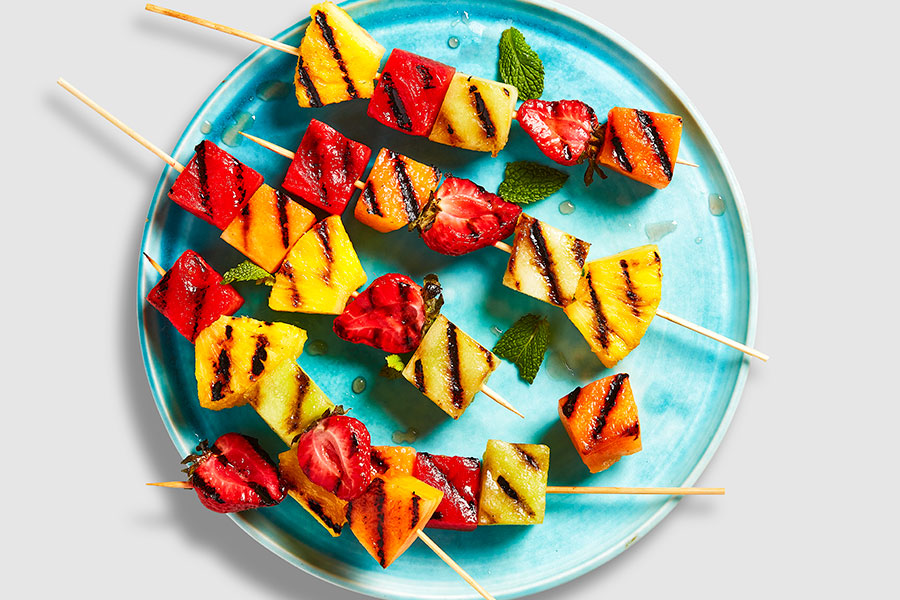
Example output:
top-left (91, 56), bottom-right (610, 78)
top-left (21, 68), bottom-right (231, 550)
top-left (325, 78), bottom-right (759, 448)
top-left (498, 161), bottom-right (569, 204)
top-left (219, 260), bottom-right (275, 286)
top-left (492, 314), bottom-right (550, 384)
top-left (498, 27), bottom-right (544, 100)
top-left (379, 354), bottom-right (406, 380)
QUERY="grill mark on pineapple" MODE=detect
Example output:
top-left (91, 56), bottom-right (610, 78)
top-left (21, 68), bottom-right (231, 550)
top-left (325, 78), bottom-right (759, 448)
top-left (315, 11), bottom-right (359, 99)
top-left (514, 445), bottom-right (540, 470)
top-left (275, 191), bottom-right (291, 249)
top-left (210, 347), bottom-right (232, 403)
top-left (527, 219), bottom-right (564, 306)
top-left (283, 368), bottom-right (311, 435)
top-left (416, 64), bottom-right (435, 89)
top-left (496, 475), bottom-right (534, 516)
top-left (251, 335), bottom-right (269, 377)
top-left (586, 272), bottom-right (611, 349)
top-left (446, 322), bottom-right (465, 409)
top-left (592, 374), bottom-right (628, 440)
top-left (280, 261), bottom-right (302, 308)
top-left (619, 259), bottom-right (641, 317)
top-left (378, 72), bottom-right (413, 131)
top-left (392, 153), bottom-right (420, 221)
top-left (413, 359), bottom-right (426, 392)
top-left (194, 142), bottom-right (211, 211)
top-left (317, 222), bottom-right (334, 285)
top-left (361, 181), bottom-right (383, 216)
top-left (295, 56), bottom-right (324, 108)
top-left (572, 239), bottom-right (590, 269)
top-left (635, 110), bottom-right (673, 181)
top-left (305, 497), bottom-right (343, 534)
top-left (562, 386), bottom-right (582, 418)
top-left (608, 125), bottom-right (633, 173)
top-left (468, 83), bottom-right (497, 139)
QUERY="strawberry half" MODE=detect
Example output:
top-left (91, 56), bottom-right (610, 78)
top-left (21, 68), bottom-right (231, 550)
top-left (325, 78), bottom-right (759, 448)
top-left (185, 433), bottom-right (286, 513)
top-left (516, 99), bottom-right (599, 166)
top-left (295, 414), bottom-right (373, 501)
top-left (417, 176), bottom-right (521, 256)
top-left (333, 273), bottom-right (426, 353)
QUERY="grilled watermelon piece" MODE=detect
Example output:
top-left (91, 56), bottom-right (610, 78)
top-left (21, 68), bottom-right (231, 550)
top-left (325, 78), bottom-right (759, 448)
top-left (559, 374), bottom-right (641, 473)
top-left (564, 245), bottom-right (662, 368)
top-left (250, 360), bottom-right (334, 445)
top-left (503, 214), bottom-right (591, 307)
top-left (269, 215), bottom-right (367, 314)
top-left (168, 141), bottom-right (263, 230)
top-left (294, 1), bottom-right (384, 108)
top-left (278, 447), bottom-right (347, 537)
top-left (146, 250), bottom-right (243, 343)
top-left (348, 473), bottom-right (443, 568)
top-left (596, 108), bottom-right (683, 189)
top-left (220, 184), bottom-right (316, 273)
top-left (355, 148), bottom-right (441, 233)
top-left (478, 440), bottom-right (549, 526)
top-left (333, 273), bottom-right (426, 353)
top-left (413, 453), bottom-right (481, 531)
top-left (282, 119), bottom-right (372, 215)
top-left (428, 73), bottom-right (518, 156)
top-left (370, 446), bottom-right (417, 477)
top-left (194, 316), bottom-right (307, 410)
top-left (367, 49), bottom-right (456, 136)
top-left (401, 314), bottom-right (498, 419)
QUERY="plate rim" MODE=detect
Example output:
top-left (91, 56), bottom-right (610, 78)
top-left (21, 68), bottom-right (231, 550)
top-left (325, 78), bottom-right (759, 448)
top-left (137, 0), bottom-right (758, 598)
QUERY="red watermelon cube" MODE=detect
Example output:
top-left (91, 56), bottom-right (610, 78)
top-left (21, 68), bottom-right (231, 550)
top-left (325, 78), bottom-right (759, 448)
top-left (146, 250), bottom-right (244, 342)
top-left (282, 120), bottom-right (371, 215)
top-left (367, 49), bottom-right (456, 137)
top-left (168, 141), bottom-right (264, 230)
top-left (412, 452), bottom-right (481, 531)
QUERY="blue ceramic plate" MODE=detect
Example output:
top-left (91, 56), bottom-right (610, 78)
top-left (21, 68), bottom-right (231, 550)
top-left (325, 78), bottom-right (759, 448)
top-left (138, 1), bottom-right (756, 598)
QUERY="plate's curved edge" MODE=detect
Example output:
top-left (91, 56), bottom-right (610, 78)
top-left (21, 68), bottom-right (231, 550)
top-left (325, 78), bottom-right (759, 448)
top-left (135, 1), bottom-right (759, 598)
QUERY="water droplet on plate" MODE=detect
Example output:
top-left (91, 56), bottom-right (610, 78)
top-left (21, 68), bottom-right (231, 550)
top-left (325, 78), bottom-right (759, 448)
top-left (200, 120), bottom-right (212, 134)
top-left (221, 111), bottom-right (255, 147)
top-left (256, 80), bottom-right (290, 101)
top-left (547, 351), bottom-right (575, 380)
top-left (708, 193), bottom-right (726, 216)
top-left (306, 339), bottom-right (328, 356)
top-left (558, 200), bottom-right (576, 215)
top-left (491, 325), bottom-right (503, 336)
top-left (352, 376), bottom-right (367, 394)
top-left (695, 236), bottom-right (703, 245)
top-left (448, 36), bottom-right (460, 48)
top-left (645, 220), bottom-right (677, 242)
top-left (392, 428), bottom-right (418, 444)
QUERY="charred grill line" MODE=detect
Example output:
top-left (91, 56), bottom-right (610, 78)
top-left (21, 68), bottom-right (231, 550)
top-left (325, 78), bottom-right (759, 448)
top-left (191, 474), bottom-right (225, 505)
top-left (528, 219), bottom-right (564, 305)
top-left (315, 11), bottom-right (359, 99)
top-left (234, 161), bottom-right (248, 208)
top-left (276, 191), bottom-right (291, 249)
top-left (280, 261), bottom-right (302, 308)
top-left (562, 386), bottom-right (582, 418)
top-left (370, 478), bottom-right (388, 567)
top-left (306, 498), bottom-right (343, 534)
top-left (573, 240), bottom-right (589, 269)
top-left (379, 73), bottom-right (413, 131)
top-left (622, 422), bottom-right (641, 439)
top-left (468, 85), bottom-right (497, 139)
top-left (592, 373), bottom-right (628, 440)
top-left (446, 322), bottom-right (465, 409)
top-left (416, 64), bottom-right (435, 89)
top-left (514, 445), bottom-right (540, 470)
top-left (497, 475), bottom-right (534, 516)
top-left (211, 347), bottom-right (232, 403)
top-left (194, 142), bottom-right (211, 210)
top-left (295, 56), bottom-right (324, 108)
top-left (392, 153), bottom-right (420, 221)
top-left (361, 181), bottom-right (382, 216)
top-left (247, 481), bottom-right (277, 506)
top-left (284, 368), bottom-right (311, 434)
top-left (586, 272), bottom-right (611, 349)
top-left (153, 271), bottom-right (171, 311)
top-left (317, 222), bottom-right (334, 285)
top-left (620, 259), bottom-right (641, 316)
top-left (635, 110), bottom-right (673, 181)
top-left (413, 359), bottom-right (426, 392)
top-left (251, 335), bottom-right (269, 377)
top-left (608, 125), bottom-right (633, 173)
top-left (189, 285), bottom-right (208, 341)
top-left (410, 493), bottom-right (421, 529)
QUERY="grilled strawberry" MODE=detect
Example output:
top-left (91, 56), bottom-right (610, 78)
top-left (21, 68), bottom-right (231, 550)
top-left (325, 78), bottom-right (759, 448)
top-left (295, 413), bottom-right (373, 501)
top-left (417, 176), bottom-right (521, 256)
top-left (332, 273), bottom-right (425, 353)
top-left (185, 433), bottom-right (286, 513)
top-left (413, 453), bottom-right (481, 531)
top-left (516, 99), bottom-right (599, 166)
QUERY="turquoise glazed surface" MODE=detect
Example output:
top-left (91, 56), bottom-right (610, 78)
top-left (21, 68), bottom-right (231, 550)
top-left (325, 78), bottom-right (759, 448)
top-left (138, 1), bottom-right (756, 598)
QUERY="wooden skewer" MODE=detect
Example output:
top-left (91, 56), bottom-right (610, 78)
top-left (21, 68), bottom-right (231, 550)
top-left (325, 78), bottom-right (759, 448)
top-left (546, 486), bottom-right (723, 495)
top-left (416, 530), bottom-right (495, 600)
top-left (143, 253), bottom-right (167, 276)
top-left (147, 480), bottom-right (193, 488)
top-left (479, 384), bottom-right (524, 418)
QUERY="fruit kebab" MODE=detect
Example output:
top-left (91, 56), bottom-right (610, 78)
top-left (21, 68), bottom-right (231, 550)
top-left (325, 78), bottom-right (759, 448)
top-left (145, 1), bottom-right (697, 189)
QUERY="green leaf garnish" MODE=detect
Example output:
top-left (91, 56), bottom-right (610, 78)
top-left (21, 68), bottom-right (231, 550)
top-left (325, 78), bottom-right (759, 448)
top-left (492, 314), bottom-right (551, 384)
top-left (498, 161), bottom-right (569, 205)
top-left (498, 27), bottom-right (544, 100)
top-left (219, 260), bottom-right (275, 286)
top-left (379, 354), bottom-right (406, 380)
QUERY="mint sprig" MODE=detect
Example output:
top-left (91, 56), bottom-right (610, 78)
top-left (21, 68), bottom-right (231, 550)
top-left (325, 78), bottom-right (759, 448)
top-left (498, 27), bottom-right (544, 100)
top-left (493, 314), bottom-right (551, 384)
top-left (380, 354), bottom-right (406, 380)
top-left (498, 161), bottom-right (569, 205)
top-left (219, 260), bottom-right (275, 286)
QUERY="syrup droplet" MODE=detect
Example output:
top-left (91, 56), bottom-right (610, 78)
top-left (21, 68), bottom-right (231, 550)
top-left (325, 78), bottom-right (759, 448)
top-left (448, 36), bottom-right (460, 48)
top-left (256, 80), bottom-right (290, 101)
top-left (645, 220), bottom-right (678, 242)
top-left (352, 376), bottom-right (367, 394)
top-left (221, 111), bottom-right (255, 147)
top-left (392, 428), bottom-right (418, 444)
top-left (695, 236), bottom-right (703, 245)
top-left (708, 193), bottom-right (726, 216)
top-left (306, 340), bottom-right (328, 356)
top-left (200, 120), bottom-right (212, 134)
top-left (558, 200), bottom-right (576, 215)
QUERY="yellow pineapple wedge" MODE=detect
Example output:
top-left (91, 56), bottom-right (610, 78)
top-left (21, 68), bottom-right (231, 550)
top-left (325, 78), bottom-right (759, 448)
top-left (249, 360), bottom-right (334, 445)
top-left (564, 245), bottom-right (662, 368)
top-left (347, 473), bottom-right (443, 568)
top-left (294, 1), bottom-right (385, 108)
top-left (428, 73), bottom-right (518, 156)
top-left (269, 215), bottom-right (367, 314)
top-left (278, 447), bottom-right (347, 537)
top-left (478, 440), bottom-right (550, 525)
top-left (401, 314), bottom-right (498, 419)
top-left (503, 213), bottom-right (591, 307)
top-left (194, 316), bottom-right (307, 410)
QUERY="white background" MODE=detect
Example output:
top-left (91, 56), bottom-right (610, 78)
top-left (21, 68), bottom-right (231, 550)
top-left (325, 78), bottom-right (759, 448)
top-left (4, 0), bottom-right (897, 598)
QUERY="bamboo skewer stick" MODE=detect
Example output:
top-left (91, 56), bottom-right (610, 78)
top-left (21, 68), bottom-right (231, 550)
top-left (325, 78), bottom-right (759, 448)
top-left (656, 309), bottom-right (769, 362)
top-left (416, 530), bottom-right (495, 600)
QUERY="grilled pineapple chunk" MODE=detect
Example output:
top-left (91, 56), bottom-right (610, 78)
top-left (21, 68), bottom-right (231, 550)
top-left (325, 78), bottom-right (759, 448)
top-left (269, 215), bottom-right (367, 314)
top-left (348, 474), bottom-right (443, 568)
top-left (559, 374), bottom-right (642, 473)
top-left (564, 245), bottom-right (662, 368)
top-left (250, 360), bottom-right (334, 445)
top-left (401, 314), bottom-right (498, 419)
top-left (503, 214), bottom-right (590, 307)
top-left (279, 447), bottom-right (347, 537)
top-left (195, 316), bottom-right (307, 410)
top-left (478, 440), bottom-right (549, 525)
top-left (428, 73), bottom-right (518, 156)
top-left (294, 1), bottom-right (385, 108)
